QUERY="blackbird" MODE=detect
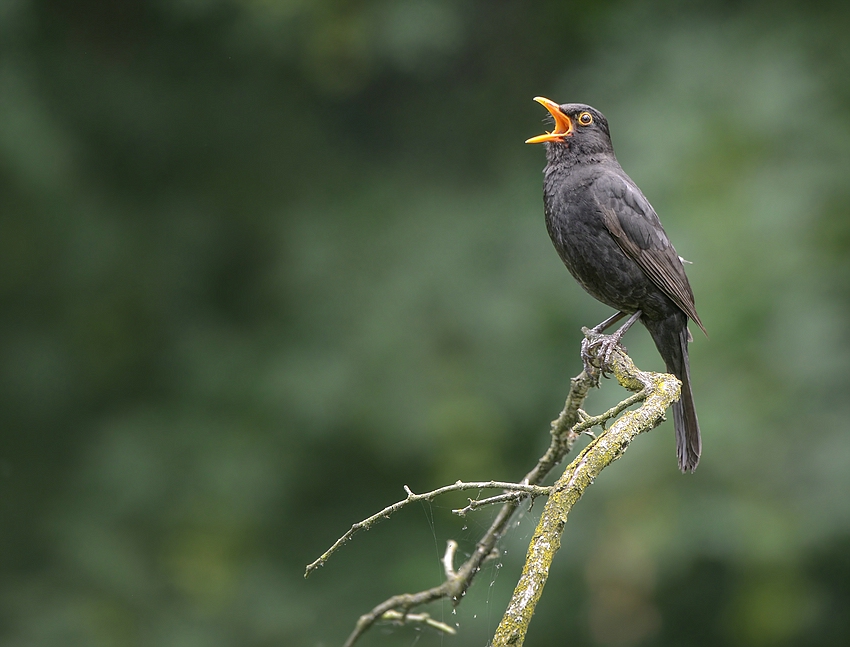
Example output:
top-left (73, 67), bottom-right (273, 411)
top-left (526, 97), bottom-right (705, 472)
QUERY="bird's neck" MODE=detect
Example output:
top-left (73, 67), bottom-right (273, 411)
top-left (546, 142), bottom-right (617, 169)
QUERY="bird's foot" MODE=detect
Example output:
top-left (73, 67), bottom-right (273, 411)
top-left (580, 310), bottom-right (642, 383)
top-left (580, 330), bottom-right (627, 383)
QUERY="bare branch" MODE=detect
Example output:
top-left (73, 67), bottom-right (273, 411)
top-left (491, 339), bottom-right (680, 647)
top-left (333, 369), bottom-right (596, 647)
top-left (305, 481), bottom-right (553, 577)
top-left (452, 491), bottom-right (537, 515)
top-left (442, 540), bottom-right (458, 579)
top-left (377, 610), bottom-right (456, 636)
top-left (573, 388), bottom-right (648, 434)
top-left (314, 328), bottom-right (673, 647)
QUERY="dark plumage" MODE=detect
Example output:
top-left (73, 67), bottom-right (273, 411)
top-left (527, 98), bottom-right (705, 472)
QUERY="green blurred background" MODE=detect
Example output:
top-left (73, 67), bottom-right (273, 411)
top-left (3, 0), bottom-right (850, 645)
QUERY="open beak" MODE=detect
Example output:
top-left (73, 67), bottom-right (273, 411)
top-left (525, 97), bottom-right (573, 144)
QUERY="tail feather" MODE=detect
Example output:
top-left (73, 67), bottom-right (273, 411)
top-left (645, 314), bottom-right (701, 472)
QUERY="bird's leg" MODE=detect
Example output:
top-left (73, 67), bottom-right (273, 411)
top-left (581, 310), bottom-right (642, 379)
top-left (600, 309), bottom-right (642, 364)
top-left (590, 311), bottom-right (627, 334)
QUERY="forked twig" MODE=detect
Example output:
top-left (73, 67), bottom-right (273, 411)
top-left (491, 338), bottom-right (680, 646)
top-left (305, 481), bottom-right (551, 577)
top-left (307, 330), bottom-right (675, 647)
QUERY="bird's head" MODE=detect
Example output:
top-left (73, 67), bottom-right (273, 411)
top-left (526, 98), bottom-right (613, 158)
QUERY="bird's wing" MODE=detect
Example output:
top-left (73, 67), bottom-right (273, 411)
top-left (594, 173), bottom-right (706, 334)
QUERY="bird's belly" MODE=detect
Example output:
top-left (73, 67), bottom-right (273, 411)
top-left (548, 213), bottom-right (669, 317)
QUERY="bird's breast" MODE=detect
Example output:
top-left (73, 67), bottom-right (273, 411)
top-left (542, 171), bottom-right (650, 313)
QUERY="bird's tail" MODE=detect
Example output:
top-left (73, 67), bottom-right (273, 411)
top-left (645, 313), bottom-right (701, 472)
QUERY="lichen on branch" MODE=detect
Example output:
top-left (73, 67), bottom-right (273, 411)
top-left (491, 337), bottom-right (680, 647)
top-left (306, 330), bottom-right (680, 647)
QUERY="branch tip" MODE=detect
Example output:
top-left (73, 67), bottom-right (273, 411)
top-left (379, 611), bottom-right (456, 636)
top-left (443, 539), bottom-right (459, 579)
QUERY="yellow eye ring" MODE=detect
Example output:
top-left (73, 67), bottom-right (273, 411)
top-left (578, 111), bottom-right (593, 126)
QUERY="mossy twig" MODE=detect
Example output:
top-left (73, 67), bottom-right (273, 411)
top-left (308, 329), bottom-right (679, 647)
top-left (491, 338), bottom-right (680, 647)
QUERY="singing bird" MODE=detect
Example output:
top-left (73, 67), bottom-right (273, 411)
top-left (526, 98), bottom-right (705, 472)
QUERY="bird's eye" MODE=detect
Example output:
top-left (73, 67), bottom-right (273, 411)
top-left (578, 112), bottom-right (593, 126)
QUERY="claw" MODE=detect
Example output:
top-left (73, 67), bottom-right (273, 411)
top-left (580, 310), bottom-right (643, 379)
top-left (580, 335), bottom-right (604, 384)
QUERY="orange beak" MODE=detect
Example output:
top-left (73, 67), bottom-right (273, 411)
top-left (525, 97), bottom-right (573, 144)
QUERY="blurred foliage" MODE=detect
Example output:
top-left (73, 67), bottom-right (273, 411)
top-left (2, 0), bottom-right (850, 645)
